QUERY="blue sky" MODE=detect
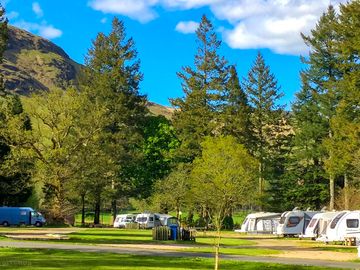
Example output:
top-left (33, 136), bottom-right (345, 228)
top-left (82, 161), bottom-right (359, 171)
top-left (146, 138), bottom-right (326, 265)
top-left (2, 0), bottom-right (348, 108)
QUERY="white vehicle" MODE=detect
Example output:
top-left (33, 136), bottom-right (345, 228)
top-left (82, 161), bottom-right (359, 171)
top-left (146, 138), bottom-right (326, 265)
top-left (276, 208), bottom-right (320, 236)
top-left (135, 213), bottom-right (161, 229)
top-left (113, 214), bottom-right (136, 228)
top-left (158, 214), bottom-right (179, 227)
top-left (300, 211), bottom-right (339, 239)
top-left (238, 212), bottom-right (281, 234)
top-left (319, 211), bottom-right (360, 243)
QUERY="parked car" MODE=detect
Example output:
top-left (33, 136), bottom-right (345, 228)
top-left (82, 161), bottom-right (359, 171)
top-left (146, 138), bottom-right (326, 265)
top-left (0, 207), bottom-right (46, 227)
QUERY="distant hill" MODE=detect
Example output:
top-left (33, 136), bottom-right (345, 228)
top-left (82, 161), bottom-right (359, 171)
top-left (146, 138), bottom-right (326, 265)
top-left (0, 26), bottom-right (173, 118)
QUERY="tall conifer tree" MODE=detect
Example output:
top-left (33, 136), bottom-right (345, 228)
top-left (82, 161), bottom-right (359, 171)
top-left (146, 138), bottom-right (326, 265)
top-left (83, 17), bottom-right (148, 223)
top-left (243, 52), bottom-right (285, 199)
top-left (171, 15), bottom-right (229, 162)
top-left (291, 6), bottom-right (341, 210)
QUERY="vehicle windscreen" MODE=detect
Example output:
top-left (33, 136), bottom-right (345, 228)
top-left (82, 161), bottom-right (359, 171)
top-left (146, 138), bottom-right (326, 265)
top-left (308, 218), bottom-right (317, 228)
top-left (330, 212), bottom-right (346, 229)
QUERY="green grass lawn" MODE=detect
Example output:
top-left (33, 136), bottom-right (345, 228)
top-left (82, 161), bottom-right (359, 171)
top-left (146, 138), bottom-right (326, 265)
top-left (0, 248), bottom-right (338, 270)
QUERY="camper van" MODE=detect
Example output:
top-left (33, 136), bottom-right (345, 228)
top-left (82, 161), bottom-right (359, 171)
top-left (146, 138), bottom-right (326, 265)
top-left (300, 211), bottom-right (339, 239)
top-left (320, 211), bottom-right (360, 243)
top-left (113, 214), bottom-right (136, 228)
top-left (0, 207), bottom-right (46, 227)
top-left (239, 212), bottom-right (281, 234)
top-left (276, 209), bottom-right (320, 236)
top-left (135, 213), bottom-right (161, 229)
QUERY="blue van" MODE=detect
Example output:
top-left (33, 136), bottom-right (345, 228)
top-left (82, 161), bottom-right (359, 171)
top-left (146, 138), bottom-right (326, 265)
top-left (0, 207), bottom-right (46, 227)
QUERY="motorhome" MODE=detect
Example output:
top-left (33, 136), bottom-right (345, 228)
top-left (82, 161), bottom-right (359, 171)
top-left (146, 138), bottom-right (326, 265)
top-left (276, 208), bottom-right (320, 236)
top-left (319, 210), bottom-right (360, 243)
top-left (0, 207), bottom-right (46, 227)
top-left (113, 214), bottom-right (136, 228)
top-left (135, 213), bottom-right (161, 229)
top-left (300, 211), bottom-right (339, 239)
top-left (238, 212), bottom-right (281, 234)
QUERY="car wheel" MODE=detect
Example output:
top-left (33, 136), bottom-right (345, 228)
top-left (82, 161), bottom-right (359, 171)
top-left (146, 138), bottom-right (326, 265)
top-left (35, 221), bottom-right (42, 227)
top-left (2, 221), bottom-right (9, 227)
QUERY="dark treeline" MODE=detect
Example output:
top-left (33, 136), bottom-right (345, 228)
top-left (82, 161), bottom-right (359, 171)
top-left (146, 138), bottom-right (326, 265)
top-left (0, 1), bottom-right (359, 225)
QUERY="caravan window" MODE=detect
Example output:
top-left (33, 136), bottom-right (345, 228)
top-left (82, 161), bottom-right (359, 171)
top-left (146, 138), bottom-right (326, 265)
top-left (287, 216), bottom-right (301, 227)
top-left (149, 217), bottom-right (154, 222)
top-left (346, 219), bottom-right (359, 228)
top-left (279, 216), bottom-right (286, 224)
top-left (308, 218), bottom-right (317, 228)
top-left (330, 212), bottom-right (346, 229)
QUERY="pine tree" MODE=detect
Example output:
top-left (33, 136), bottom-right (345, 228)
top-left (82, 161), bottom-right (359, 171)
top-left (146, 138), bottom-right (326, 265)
top-left (243, 52), bottom-right (285, 200)
top-left (83, 17), bottom-right (148, 223)
top-left (221, 65), bottom-right (251, 146)
top-left (171, 15), bottom-right (229, 162)
top-left (291, 6), bottom-right (340, 210)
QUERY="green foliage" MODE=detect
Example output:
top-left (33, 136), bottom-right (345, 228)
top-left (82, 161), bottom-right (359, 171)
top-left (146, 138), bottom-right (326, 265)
top-left (0, 94), bottom-right (33, 206)
top-left (171, 15), bottom-right (229, 162)
top-left (190, 136), bottom-right (258, 230)
top-left (243, 52), bottom-right (287, 201)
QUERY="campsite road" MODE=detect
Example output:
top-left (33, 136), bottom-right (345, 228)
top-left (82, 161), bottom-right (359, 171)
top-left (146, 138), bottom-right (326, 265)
top-left (0, 240), bottom-right (359, 269)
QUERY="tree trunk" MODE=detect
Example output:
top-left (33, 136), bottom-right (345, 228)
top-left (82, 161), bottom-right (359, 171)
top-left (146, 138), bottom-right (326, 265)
top-left (94, 196), bottom-right (101, 225)
top-left (344, 173), bottom-right (349, 210)
top-left (111, 199), bottom-right (117, 225)
top-left (214, 227), bottom-right (221, 270)
top-left (81, 193), bottom-right (85, 226)
top-left (329, 174), bottom-right (335, 210)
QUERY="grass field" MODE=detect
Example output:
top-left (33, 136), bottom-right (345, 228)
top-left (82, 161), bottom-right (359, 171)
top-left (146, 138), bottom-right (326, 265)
top-left (0, 248), bottom-right (337, 270)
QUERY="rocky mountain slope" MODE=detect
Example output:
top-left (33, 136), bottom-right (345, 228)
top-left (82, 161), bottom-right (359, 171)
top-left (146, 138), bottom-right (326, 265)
top-left (0, 26), bottom-right (173, 118)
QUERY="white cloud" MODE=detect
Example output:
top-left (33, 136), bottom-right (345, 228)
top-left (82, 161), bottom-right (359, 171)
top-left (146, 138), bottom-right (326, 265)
top-left (88, 0), bottom-right (349, 55)
top-left (32, 2), bottom-right (43, 18)
top-left (88, 0), bottom-right (159, 23)
top-left (175, 21), bottom-right (199, 34)
top-left (14, 20), bottom-right (62, 39)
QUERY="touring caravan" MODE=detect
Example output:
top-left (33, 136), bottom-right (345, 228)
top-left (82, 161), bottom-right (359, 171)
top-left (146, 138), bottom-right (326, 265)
top-left (300, 211), bottom-right (339, 239)
top-left (319, 211), bottom-right (360, 243)
top-left (239, 212), bottom-right (281, 234)
top-left (135, 213), bottom-right (161, 229)
top-left (113, 214), bottom-right (136, 228)
top-left (276, 209), bottom-right (320, 236)
top-left (158, 214), bottom-right (179, 227)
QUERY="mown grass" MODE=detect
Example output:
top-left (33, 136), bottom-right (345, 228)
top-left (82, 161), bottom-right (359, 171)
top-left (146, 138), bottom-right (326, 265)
top-left (0, 248), bottom-right (336, 270)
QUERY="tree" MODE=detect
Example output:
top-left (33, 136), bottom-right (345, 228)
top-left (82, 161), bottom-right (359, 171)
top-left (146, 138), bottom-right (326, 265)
top-left (152, 163), bottom-right (191, 218)
top-left (292, 5), bottom-right (341, 210)
top-left (171, 15), bottom-right (229, 162)
top-left (83, 17), bottom-right (148, 223)
top-left (243, 52), bottom-right (285, 199)
top-left (325, 0), bottom-right (360, 209)
top-left (220, 65), bottom-right (251, 146)
top-left (190, 136), bottom-right (258, 270)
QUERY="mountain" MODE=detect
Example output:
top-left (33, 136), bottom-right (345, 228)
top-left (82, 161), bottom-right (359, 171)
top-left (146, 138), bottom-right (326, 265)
top-left (0, 26), bottom-right (173, 118)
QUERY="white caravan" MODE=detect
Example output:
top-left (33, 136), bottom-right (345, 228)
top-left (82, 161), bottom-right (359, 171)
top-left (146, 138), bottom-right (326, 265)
top-left (158, 214), bottom-right (179, 227)
top-left (239, 212), bottom-right (281, 234)
top-left (319, 211), bottom-right (360, 243)
top-left (113, 214), bottom-right (136, 228)
top-left (135, 213), bottom-right (161, 229)
top-left (300, 211), bottom-right (339, 239)
top-left (276, 209), bottom-right (320, 236)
